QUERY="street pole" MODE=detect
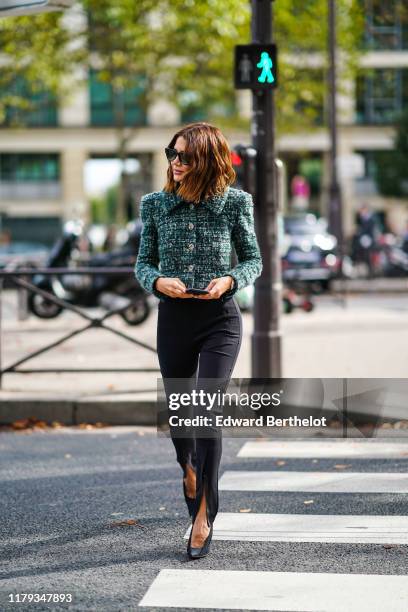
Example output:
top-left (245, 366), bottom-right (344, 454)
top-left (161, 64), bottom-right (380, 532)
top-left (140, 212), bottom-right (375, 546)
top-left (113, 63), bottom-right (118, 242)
top-left (251, 0), bottom-right (282, 378)
top-left (327, 0), bottom-right (343, 256)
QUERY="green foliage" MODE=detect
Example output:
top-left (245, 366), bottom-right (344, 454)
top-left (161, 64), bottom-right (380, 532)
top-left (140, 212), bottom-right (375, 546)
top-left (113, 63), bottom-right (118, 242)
top-left (0, 11), bottom-right (85, 123)
top-left (157, 0), bottom-right (249, 124)
top-left (161, 0), bottom-right (364, 132)
top-left (273, 0), bottom-right (364, 132)
top-left (90, 184), bottom-right (118, 224)
top-left (0, 0), bottom-right (365, 132)
top-left (83, 0), bottom-right (160, 117)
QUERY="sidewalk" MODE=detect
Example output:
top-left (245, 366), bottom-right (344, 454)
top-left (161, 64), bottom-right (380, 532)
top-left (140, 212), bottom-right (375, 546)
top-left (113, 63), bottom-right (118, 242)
top-left (1, 291), bottom-right (408, 425)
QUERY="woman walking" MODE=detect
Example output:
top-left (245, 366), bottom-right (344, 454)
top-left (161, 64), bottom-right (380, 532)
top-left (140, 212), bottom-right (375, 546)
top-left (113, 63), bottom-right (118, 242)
top-left (135, 122), bottom-right (262, 559)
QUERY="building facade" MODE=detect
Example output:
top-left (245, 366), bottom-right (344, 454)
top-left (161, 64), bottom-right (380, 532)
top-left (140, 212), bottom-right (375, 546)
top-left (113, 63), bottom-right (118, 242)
top-left (0, 1), bottom-right (407, 244)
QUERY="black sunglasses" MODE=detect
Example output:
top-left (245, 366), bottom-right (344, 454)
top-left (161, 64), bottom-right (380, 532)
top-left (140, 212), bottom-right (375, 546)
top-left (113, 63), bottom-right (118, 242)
top-left (165, 147), bottom-right (191, 166)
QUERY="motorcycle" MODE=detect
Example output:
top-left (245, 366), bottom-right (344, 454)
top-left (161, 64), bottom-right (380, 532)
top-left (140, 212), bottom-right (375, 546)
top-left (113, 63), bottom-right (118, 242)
top-left (383, 239), bottom-right (408, 277)
top-left (27, 220), bottom-right (150, 325)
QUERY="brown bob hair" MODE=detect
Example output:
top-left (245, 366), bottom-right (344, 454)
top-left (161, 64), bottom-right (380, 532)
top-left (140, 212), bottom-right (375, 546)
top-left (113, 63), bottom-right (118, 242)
top-left (163, 122), bottom-right (236, 204)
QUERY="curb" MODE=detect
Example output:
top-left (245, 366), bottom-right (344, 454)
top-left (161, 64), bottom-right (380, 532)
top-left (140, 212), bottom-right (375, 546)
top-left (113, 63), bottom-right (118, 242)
top-left (0, 399), bottom-right (158, 426)
top-left (331, 278), bottom-right (408, 293)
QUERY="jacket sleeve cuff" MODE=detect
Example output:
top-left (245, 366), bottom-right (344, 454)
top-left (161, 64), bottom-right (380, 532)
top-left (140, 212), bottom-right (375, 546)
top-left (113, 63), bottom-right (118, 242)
top-left (151, 275), bottom-right (166, 299)
top-left (222, 273), bottom-right (239, 298)
top-left (141, 268), bottom-right (165, 299)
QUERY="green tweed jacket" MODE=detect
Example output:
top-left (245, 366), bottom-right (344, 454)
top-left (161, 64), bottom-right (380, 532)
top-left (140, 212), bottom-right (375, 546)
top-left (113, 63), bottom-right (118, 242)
top-left (134, 186), bottom-right (263, 302)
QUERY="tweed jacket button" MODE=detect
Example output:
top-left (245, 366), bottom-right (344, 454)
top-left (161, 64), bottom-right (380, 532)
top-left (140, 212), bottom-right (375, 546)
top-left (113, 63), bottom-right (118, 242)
top-left (188, 264), bottom-right (194, 271)
top-left (189, 204), bottom-right (194, 210)
top-left (188, 222), bottom-right (194, 230)
top-left (188, 243), bottom-right (194, 250)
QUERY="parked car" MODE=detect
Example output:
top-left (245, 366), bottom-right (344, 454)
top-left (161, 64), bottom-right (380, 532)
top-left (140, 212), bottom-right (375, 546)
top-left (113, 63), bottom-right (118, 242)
top-left (281, 214), bottom-right (340, 292)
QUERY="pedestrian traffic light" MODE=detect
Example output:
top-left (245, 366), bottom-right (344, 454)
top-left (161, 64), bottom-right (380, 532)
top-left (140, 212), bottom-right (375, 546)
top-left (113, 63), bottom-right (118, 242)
top-left (231, 145), bottom-right (257, 196)
top-left (234, 44), bottom-right (278, 90)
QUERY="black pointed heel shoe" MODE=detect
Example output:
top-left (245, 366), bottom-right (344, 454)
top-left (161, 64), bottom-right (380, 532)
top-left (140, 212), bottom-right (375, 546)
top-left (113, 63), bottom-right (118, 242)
top-left (187, 520), bottom-right (213, 560)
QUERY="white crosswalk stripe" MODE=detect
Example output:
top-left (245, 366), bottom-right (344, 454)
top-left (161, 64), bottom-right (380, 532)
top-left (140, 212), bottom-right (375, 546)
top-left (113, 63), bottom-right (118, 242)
top-left (238, 439), bottom-right (408, 459)
top-left (182, 512), bottom-right (408, 544)
top-left (139, 438), bottom-right (408, 610)
top-left (219, 469), bottom-right (408, 492)
top-left (138, 569), bottom-right (408, 611)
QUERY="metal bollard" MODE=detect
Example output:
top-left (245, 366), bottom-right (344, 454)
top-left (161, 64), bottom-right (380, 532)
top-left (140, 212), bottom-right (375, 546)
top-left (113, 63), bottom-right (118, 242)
top-left (17, 276), bottom-right (29, 321)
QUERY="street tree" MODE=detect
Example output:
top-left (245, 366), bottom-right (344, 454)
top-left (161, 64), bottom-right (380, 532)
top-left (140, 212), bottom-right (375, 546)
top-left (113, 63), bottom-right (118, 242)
top-left (0, 0), bottom-right (365, 223)
top-left (0, 10), bottom-right (85, 123)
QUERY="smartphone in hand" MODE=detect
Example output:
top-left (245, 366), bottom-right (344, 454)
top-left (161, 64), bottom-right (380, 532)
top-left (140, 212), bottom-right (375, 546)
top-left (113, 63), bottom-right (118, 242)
top-left (185, 287), bottom-right (209, 295)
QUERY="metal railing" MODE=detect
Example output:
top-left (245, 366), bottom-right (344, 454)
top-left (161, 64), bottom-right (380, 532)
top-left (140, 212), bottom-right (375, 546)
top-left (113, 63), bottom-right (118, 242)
top-left (0, 267), bottom-right (159, 389)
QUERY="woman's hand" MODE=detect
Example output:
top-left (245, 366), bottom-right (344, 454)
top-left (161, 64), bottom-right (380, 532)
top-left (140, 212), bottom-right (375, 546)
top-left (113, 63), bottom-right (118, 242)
top-left (196, 276), bottom-right (234, 299)
top-left (155, 277), bottom-right (191, 298)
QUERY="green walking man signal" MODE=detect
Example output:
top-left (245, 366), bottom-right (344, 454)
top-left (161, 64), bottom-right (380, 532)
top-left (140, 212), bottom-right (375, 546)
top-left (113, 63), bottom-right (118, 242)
top-left (234, 44), bottom-right (278, 90)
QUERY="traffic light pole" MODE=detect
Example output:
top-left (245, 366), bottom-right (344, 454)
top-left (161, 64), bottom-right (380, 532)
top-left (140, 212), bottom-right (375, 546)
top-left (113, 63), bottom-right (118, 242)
top-left (251, 0), bottom-right (282, 378)
top-left (328, 0), bottom-right (343, 259)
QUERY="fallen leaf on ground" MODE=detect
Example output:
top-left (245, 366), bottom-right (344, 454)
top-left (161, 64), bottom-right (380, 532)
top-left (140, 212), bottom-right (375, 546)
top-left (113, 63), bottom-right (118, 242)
top-left (33, 421), bottom-right (48, 429)
top-left (11, 419), bottom-right (30, 430)
top-left (303, 500), bottom-right (314, 505)
top-left (275, 460), bottom-right (286, 466)
top-left (334, 464), bottom-right (352, 469)
top-left (110, 519), bottom-right (144, 528)
top-left (393, 421), bottom-right (408, 429)
top-left (77, 422), bottom-right (107, 429)
top-left (239, 508), bottom-right (251, 513)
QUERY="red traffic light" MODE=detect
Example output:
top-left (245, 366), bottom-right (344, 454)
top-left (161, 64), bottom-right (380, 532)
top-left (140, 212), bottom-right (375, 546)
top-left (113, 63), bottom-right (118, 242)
top-left (231, 151), bottom-right (243, 166)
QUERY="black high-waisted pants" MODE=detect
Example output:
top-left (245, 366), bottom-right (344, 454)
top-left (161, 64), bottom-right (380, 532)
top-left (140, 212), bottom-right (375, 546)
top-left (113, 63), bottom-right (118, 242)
top-left (157, 295), bottom-right (242, 525)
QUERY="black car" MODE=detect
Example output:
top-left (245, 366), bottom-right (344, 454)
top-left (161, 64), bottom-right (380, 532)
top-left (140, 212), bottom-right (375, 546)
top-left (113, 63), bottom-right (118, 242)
top-left (282, 214), bottom-right (340, 292)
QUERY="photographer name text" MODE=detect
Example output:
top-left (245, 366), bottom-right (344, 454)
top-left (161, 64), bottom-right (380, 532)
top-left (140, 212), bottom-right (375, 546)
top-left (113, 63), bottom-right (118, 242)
top-left (168, 415), bottom-right (327, 427)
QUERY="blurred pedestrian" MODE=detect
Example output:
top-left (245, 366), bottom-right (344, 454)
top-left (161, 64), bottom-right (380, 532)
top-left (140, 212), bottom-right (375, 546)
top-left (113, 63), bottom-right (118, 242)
top-left (352, 203), bottom-right (382, 276)
top-left (135, 122), bottom-right (262, 560)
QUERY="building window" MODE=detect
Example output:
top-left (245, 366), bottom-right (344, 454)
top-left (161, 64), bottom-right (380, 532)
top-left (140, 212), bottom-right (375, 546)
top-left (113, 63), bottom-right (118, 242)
top-left (356, 68), bottom-right (408, 124)
top-left (353, 150), bottom-right (380, 196)
top-left (363, 1), bottom-right (408, 50)
top-left (0, 153), bottom-right (60, 182)
top-left (0, 153), bottom-right (61, 200)
top-left (89, 70), bottom-right (146, 127)
top-left (1, 77), bottom-right (58, 127)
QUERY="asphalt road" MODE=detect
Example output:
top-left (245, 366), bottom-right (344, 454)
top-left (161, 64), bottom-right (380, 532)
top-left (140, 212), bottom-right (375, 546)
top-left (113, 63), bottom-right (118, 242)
top-left (1, 427), bottom-right (407, 611)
